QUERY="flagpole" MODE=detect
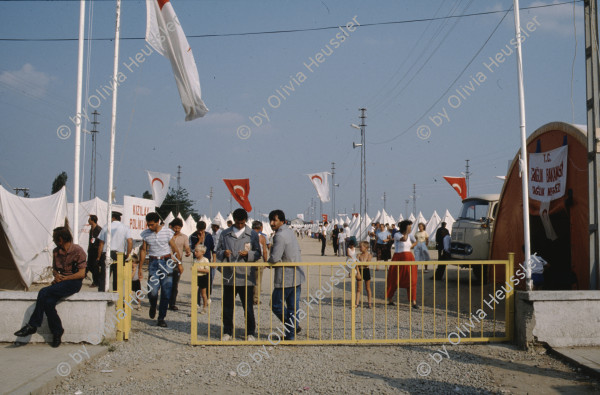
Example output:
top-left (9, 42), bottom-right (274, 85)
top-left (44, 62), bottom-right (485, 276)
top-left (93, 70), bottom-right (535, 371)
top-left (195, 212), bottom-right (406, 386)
top-left (73, 0), bottom-right (86, 244)
top-left (104, 0), bottom-right (122, 292)
top-left (513, 0), bottom-right (532, 290)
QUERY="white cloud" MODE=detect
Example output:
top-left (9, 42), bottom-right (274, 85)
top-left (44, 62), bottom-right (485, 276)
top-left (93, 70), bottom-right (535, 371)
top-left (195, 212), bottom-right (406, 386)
top-left (0, 63), bottom-right (54, 98)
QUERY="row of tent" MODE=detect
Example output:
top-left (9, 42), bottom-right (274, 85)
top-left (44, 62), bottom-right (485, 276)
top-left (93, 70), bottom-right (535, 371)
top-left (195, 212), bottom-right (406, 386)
top-left (0, 182), bottom-right (454, 290)
top-left (291, 208), bottom-right (456, 244)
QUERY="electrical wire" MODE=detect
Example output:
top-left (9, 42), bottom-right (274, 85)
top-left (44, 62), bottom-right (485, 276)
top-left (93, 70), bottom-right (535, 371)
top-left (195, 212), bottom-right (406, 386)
top-left (0, 1), bottom-right (582, 42)
top-left (368, 6), bottom-right (513, 145)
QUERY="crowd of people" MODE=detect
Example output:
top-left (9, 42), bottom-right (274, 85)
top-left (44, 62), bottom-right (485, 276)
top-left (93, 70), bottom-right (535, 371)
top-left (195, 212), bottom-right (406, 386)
top-left (14, 208), bottom-right (305, 346)
top-left (15, 210), bottom-right (457, 346)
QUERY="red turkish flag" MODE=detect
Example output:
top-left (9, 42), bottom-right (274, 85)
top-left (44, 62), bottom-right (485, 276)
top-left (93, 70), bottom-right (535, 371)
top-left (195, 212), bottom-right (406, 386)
top-left (443, 176), bottom-right (467, 200)
top-left (223, 179), bottom-right (252, 212)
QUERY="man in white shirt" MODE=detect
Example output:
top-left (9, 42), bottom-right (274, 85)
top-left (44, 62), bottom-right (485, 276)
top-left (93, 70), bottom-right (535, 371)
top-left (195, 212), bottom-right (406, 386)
top-left (139, 212), bottom-right (182, 327)
top-left (97, 211), bottom-right (133, 292)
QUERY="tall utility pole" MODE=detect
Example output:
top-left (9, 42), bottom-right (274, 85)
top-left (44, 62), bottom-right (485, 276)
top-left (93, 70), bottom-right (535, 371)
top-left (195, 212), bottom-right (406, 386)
top-left (382, 192), bottom-right (387, 211)
top-left (89, 110), bottom-right (99, 199)
top-left (464, 159), bottom-right (471, 197)
top-left (412, 184), bottom-right (417, 215)
top-left (176, 165), bottom-right (181, 215)
top-left (585, 0), bottom-right (600, 289)
top-left (208, 186), bottom-right (213, 218)
top-left (331, 162), bottom-right (336, 222)
top-left (360, 108), bottom-right (367, 240)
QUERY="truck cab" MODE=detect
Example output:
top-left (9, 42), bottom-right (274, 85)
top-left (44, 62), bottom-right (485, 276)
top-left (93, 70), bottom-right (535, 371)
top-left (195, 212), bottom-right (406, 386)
top-left (450, 194), bottom-right (500, 261)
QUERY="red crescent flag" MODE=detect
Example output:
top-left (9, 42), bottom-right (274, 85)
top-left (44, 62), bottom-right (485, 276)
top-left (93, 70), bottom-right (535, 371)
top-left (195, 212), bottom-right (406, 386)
top-left (147, 170), bottom-right (171, 206)
top-left (223, 179), bottom-right (252, 212)
top-left (443, 176), bottom-right (467, 200)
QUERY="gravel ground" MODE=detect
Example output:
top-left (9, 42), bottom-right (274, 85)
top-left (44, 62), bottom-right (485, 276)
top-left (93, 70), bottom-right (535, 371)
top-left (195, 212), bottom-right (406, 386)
top-left (50, 237), bottom-right (600, 394)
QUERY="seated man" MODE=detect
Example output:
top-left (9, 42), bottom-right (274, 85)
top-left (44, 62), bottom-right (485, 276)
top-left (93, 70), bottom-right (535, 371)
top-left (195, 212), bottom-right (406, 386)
top-left (14, 227), bottom-right (87, 347)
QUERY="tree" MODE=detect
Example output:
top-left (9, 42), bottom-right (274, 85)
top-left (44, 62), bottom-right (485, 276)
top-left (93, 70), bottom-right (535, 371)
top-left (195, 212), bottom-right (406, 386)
top-left (156, 187), bottom-right (198, 220)
top-left (51, 171), bottom-right (68, 194)
top-left (142, 190), bottom-right (153, 200)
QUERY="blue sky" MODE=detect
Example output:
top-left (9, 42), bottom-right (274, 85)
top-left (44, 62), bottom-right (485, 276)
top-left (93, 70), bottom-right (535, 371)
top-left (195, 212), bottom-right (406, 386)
top-left (0, 0), bottom-right (587, 222)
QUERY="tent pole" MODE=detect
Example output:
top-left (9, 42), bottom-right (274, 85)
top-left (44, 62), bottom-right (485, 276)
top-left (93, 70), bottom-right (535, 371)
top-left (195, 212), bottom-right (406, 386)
top-left (105, 0), bottom-right (122, 292)
top-left (512, 0), bottom-right (532, 290)
top-left (73, 0), bottom-right (86, 244)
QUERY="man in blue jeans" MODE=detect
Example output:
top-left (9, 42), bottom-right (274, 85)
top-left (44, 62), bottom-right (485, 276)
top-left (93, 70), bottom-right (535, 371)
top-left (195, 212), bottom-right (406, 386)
top-left (14, 227), bottom-right (86, 347)
top-left (139, 212), bottom-right (182, 328)
top-left (268, 210), bottom-right (305, 341)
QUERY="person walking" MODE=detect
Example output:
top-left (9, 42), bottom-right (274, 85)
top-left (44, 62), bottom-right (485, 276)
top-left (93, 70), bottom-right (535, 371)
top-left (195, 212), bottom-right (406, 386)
top-left (434, 222), bottom-right (450, 280)
top-left (168, 218), bottom-right (191, 311)
top-left (414, 222), bottom-right (431, 272)
top-left (139, 212), bottom-right (183, 327)
top-left (387, 220), bottom-right (418, 309)
top-left (268, 209), bottom-right (305, 341)
top-left (319, 223), bottom-right (328, 256)
top-left (332, 224), bottom-right (340, 256)
top-left (216, 209), bottom-right (261, 341)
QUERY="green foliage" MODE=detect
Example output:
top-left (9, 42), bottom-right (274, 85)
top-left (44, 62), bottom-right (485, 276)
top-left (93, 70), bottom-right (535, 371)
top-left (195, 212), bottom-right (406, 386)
top-left (156, 187), bottom-right (198, 220)
top-left (51, 171), bottom-right (68, 194)
top-left (142, 190), bottom-right (153, 200)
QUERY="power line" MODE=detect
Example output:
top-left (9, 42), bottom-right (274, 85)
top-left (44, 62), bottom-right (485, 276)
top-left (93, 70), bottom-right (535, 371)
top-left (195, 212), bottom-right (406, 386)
top-left (368, 4), bottom-right (513, 145)
top-left (0, 1), bottom-right (580, 42)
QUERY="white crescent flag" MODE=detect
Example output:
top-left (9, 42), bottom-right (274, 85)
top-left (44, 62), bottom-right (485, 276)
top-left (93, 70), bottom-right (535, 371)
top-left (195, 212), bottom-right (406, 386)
top-left (146, 0), bottom-right (209, 121)
top-left (307, 172), bottom-right (330, 203)
top-left (297, 213), bottom-right (304, 220)
top-left (147, 170), bottom-right (171, 207)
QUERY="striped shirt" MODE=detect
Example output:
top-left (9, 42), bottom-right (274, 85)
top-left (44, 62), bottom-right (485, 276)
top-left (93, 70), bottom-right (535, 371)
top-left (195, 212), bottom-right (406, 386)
top-left (141, 226), bottom-right (174, 257)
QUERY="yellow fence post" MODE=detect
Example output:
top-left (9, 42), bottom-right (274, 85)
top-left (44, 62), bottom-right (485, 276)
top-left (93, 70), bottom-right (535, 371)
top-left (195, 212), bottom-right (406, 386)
top-left (116, 253), bottom-right (124, 341)
top-left (350, 262), bottom-right (356, 341)
top-left (191, 262), bottom-right (198, 345)
top-left (123, 254), bottom-right (132, 340)
top-left (506, 253), bottom-right (515, 341)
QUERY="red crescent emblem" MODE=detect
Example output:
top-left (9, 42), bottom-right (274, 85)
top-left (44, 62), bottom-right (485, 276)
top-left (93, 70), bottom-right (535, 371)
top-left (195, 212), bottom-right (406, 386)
top-left (311, 175), bottom-right (323, 184)
top-left (151, 178), bottom-right (164, 188)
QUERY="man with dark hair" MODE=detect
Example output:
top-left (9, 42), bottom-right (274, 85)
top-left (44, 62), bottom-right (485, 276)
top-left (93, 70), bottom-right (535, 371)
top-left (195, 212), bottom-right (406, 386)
top-left (434, 222), bottom-right (450, 280)
top-left (139, 212), bottom-right (183, 327)
top-left (14, 227), bottom-right (86, 347)
top-left (97, 211), bottom-right (133, 292)
top-left (332, 224), bottom-right (340, 256)
top-left (319, 222), bottom-right (328, 256)
top-left (87, 214), bottom-right (102, 287)
top-left (216, 208), bottom-right (261, 341)
top-left (268, 209), bottom-right (305, 341)
top-left (190, 220), bottom-right (215, 304)
top-left (168, 218), bottom-right (191, 311)
top-left (227, 220), bottom-right (233, 228)
top-left (251, 220), bottom-right (269, 305)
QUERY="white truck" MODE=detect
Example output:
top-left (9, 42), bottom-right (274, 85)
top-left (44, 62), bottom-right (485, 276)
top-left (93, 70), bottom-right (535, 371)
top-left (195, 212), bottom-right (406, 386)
top-left (450, 194), bottom-right (500, 282)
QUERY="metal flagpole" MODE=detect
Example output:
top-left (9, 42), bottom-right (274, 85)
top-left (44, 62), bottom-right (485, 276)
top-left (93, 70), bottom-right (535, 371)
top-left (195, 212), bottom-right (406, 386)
top-left (73, 0), bottom-right (86, 244)
top-left (512, 0), bottom-right (532, 290)
top-left (105, 0), bottom-right (122, 292)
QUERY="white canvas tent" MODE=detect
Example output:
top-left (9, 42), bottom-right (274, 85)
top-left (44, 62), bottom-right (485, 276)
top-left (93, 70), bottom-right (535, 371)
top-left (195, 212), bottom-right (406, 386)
top-left (425, 210), bottom-right (442, 240)
top-left (184, 215), bottom-right (196, 236)
top-left (442, 209), bottom-right (455, 233)
top-left (67, 197), bottom-right (124, 252)
top-left (163, 212), bottom-right (175, 226)
top-left (0, 186), bottom-right (68, 290)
